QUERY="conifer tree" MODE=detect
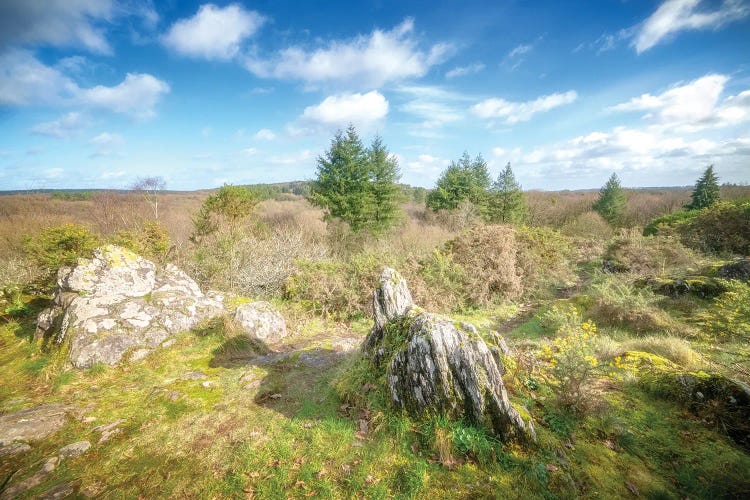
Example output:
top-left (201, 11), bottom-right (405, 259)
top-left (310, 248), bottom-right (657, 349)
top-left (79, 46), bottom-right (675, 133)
top-left (592, 172), bottom-right (627, 225)
top-left (687, 165), bottom-right (720, 210)
top-left (426, 152), bottom-right (492, 212)
top-left (366, 135), bottom-right (402, 231)
top-left (488, 162), bottom-right (526, 224)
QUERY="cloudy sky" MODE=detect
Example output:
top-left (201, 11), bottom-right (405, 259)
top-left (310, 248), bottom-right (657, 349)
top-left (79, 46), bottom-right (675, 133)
top-left (1, 0), bottom-right (749, 190)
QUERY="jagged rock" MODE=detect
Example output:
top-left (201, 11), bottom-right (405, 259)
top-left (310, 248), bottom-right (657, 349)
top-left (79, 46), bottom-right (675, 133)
top-left (0, 457), bottom-right (59, 500)
top-left (59, 440), bottom-right (91, 458)
top-left (363, 268), bottom-right (414, 362)
top-left (0, 442), bottom-right (31, 456)
top-left (234, 301), bottom-right (287, 343)
top-left (35, 246), bottom-right (225, 368)
top-left (363, 268), bottom-right (534, 442)
top-left (0, 404), bottom-right (75, 446)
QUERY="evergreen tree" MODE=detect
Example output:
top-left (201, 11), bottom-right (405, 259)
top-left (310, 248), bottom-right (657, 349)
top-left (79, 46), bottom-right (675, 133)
top-left (309, 125), bottom-right (372, 231)
top-left (592, 173), bottom-right (627, 225)
top-left (366, 135), bottom-right (402, 231)
top-left (426, 152), bottom-right (492, 212)
top-left (687, 165), bottom-right (720, 210)
top-left (488, 162), bottom-right (526, 224)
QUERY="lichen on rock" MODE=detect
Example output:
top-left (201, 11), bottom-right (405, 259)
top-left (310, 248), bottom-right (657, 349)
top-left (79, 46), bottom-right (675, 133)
top-left (362, 268), bottom-right (535, 442)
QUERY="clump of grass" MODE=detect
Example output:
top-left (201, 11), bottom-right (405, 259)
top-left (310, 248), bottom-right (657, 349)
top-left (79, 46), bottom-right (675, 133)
top-left (619, 336), bottom-right (703, 369)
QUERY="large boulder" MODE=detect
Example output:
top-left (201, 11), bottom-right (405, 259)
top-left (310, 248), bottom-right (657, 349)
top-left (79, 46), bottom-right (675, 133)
top-left (234, 301), bottom-right (287, 343)
top-left (362, 268), bottom-right (534, 442)
top-left (36, 246), bottom-right (224, 368)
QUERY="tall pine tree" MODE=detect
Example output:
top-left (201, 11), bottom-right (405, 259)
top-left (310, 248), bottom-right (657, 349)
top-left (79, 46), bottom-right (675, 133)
top-left (488, 162), bottom-right (526, 224)
top-left (592, 173), bottom-right (627, 225)
top-left (366, 135), bottom-right (402, 232)
top-left (426, 152), bottom-right (491, 212)
top-left (687, 165), bottom-right (720, 210)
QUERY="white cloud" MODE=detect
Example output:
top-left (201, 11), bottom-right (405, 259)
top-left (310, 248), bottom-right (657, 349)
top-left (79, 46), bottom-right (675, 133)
top-left (401, 100), bottom-right (463, 129)
top-left (89, 132), bottom-right (124, 156)
top-left (31, 112), bottom-right (87, 138)
top-left (445, 63), bottom-right (485, 79)
top-left (300, 91), bottom-right (389, 128)
top-left (244, 18), bottom-right (453, 87)
top-left (635, 0), bottom-right (749, 53)
top-left (610, 74), bottom-right (750, 131)
top-left (253, 129), bottom-right (276, 141)
top-left (80, 73), bottom-right (170, 119)
top-left (471, 90), bottom-right (578, 123)
top-left (503, 41), bottom-right (538, 70)
top-left (0, 51), bottom-right (170, 119)
top-left (162, 3), bottom-right (265, 60)
top-left (508, 44), bottom-right (533, 58)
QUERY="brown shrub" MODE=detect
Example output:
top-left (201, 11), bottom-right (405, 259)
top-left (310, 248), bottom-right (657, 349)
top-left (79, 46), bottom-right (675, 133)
top-left (603, 228), bottom-right (699, 275)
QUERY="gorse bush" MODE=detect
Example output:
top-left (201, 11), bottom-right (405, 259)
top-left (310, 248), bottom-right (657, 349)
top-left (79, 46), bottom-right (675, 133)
top-left (515, 226), bottom-right (576, 296)
top-left (540, 303), bottom-right (582, 333)
top-left (603, 228), bottom-right (698, 275)
top-left (541, 320), bottom-right (601, 413)
top-left (24, 223), bottom-right (101, 274)
top-left (112, 220), bottom-right (172, 263)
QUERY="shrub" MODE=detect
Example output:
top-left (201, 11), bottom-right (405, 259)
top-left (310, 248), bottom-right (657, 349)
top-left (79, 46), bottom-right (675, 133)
top-left (541, 320), bottom-right (601, 413)
top-left (603, 228), bottom-right (698, 275)
top-left (112, 220), bottom-right (172, 263)
top-left (560, 211), bottom-right (613, 240)
top-left (447, 225), bottom-right (522, 305)
top-left (515, 226), bottom-right (576, 296)
top-left (619, 336), bottom-right (702, 368)
top-left (24, 223), bottom-right (101, 273)
top-left (700, 279), bottom-right (750, 340)
top-left (539, 303), bottom-right (582, 333)
top-left (415, 249), bottom-right (466, 311)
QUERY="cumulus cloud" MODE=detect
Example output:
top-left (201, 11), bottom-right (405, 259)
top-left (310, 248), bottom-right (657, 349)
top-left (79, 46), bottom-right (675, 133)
top-left (244, 18), bottom-right (453, 88)
top-left (299, 91), bottom-right (389, 129)
top-left (31, 112), bottom-right (88, 138)
top-left (445, 63), bottom-right (485, 79)
top-left (161, 3), bottom-right (265, 60)
top-left (471, 90), bottom-right (578, 123)
top-left (610, 74), bottom-right (750, 131)
top-left (253, 129), bottom-right (276, 141)
top-left (0, 51), bottom-right (170, 119)
top-left (635, 0), bottom-right (749, 53)
top-left (80, 73), bottom-right (170, 119)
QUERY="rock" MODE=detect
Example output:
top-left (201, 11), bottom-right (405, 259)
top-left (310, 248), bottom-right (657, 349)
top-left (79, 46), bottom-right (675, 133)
top-left (0, 457), bottom-right (59, 500)
top-left (363, 268), bottom-right (534, 442)
top-left (363, 268), bottom-right (415, 362)
top-left (180, 371), bottom-right (207, 380)
top-left (234, 301), bottom-right (287, 343)
top-left (717, 258), bottom-right (750, 282)
top-left (0, 403), bottom-right (74, 446)
top-left (0, 442), bottom-right (31, 456)
top-left (59, 440), bottom-right (91, 458)
top-left (35, 246), bottom-right (224, 368)
top-left (39, 480), bottom-right (81, 500)
top-left (92, 419), bottom-right (125, 443)
top-left (129, 348), bottom-right (151, 361)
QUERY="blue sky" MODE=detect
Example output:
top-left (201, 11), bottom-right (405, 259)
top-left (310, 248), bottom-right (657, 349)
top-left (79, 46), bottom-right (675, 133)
top-left (1, 0), bottom-right (749, 191)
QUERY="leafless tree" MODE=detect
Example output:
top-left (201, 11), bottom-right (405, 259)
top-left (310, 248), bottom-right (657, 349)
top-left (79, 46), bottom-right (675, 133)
top-left (130, 176), bottom-right (166, 219)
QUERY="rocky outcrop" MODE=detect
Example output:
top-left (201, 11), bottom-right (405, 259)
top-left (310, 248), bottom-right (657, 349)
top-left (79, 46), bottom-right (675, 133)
top-left (0, 404), bottom-right (75, 446)
top-left (36, 245), bottom-right (224, 368)
top-left (234, 301), bottom-right (287, 342)
top-left (362, 268), bottom-right (534, 442)
top-left (717, 258), bottom-right (750, 282)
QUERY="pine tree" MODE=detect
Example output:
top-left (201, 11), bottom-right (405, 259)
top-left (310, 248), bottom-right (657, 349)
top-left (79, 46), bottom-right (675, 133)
top-left (426, 152), bottom-right (491, 212)
top-left (687, 165), bottom-right (720, 210)
top-left (366, 135), bottom-right (402, 231)
top-left (592, 173), bottom-right (627, 225)
top-left (488, 162), bottom-right (526, 224)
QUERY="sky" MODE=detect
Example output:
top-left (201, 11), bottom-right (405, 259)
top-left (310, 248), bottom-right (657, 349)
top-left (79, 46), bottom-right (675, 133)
top-left (0, 0), bottom-right (749, 191)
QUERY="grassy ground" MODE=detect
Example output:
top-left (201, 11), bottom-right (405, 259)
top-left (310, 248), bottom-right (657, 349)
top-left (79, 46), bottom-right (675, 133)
top-left (2, 279), bottom-right (750, 499)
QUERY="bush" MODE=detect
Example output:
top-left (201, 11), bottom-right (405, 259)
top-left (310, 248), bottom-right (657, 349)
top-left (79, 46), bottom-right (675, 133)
top-left (700, 279), bottom-right (750, 340)
top-left (560, 211), bottom-right (613, 240)
top-left (24, 223), bottom-right (101, 274)
top-left (539, 303), bottom-right (582, 333)
top-left (603, 228), bottom-right (698, 275)
top-left (619, 336), bottom-right (702, 368)
top-left (112, 220), bottom-right (172, 263)
top-left (515, 226), bottom-right (576, 296)
top-left (447, 225), bottom-right (522, 305)
top-left (541, 320), bottom-right (601, 413)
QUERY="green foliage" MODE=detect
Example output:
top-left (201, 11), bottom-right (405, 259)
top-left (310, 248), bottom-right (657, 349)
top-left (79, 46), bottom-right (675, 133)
top-left (515, 226), bottom-right (576, 296)
top-left (592, 173), bottom-right (627, 225)
top-left (50, 191), bottom-right (93, 201)
top-left (701, 279), bottom-right (750, 340)
top-left (603, 228), bottom-right (698, 275)
top-left (191, 184), bottom-right (259, 242)
top-left (24, 223), bottom-right (101, 273)
top-left (112, 220), bottom-right (172, 262)
top-left (310, 126), bottom-right (402, 232)
top-left (644, 201), bottom-right (750, 255)
top-left (487, 162), bottom-right (526, 224)
top-left (426, 152), bottom-right (491, 214)
top-left (539, 303), bottom-right (582, 333)
top-left (686, 165), bottom-right (720, 210)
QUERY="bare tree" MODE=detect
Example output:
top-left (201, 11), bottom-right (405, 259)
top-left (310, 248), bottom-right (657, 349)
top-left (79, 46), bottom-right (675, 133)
top-left (130, 176), bottom-right (166, 219)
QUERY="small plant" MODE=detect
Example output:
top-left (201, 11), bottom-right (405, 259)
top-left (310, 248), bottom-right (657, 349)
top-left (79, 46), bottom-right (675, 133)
top-left (24, 223), bottom-right (101, 275)
top-left (541, 320), bottom-right (602, 413)
top-left (539, 303), bottom-right (582, 333)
